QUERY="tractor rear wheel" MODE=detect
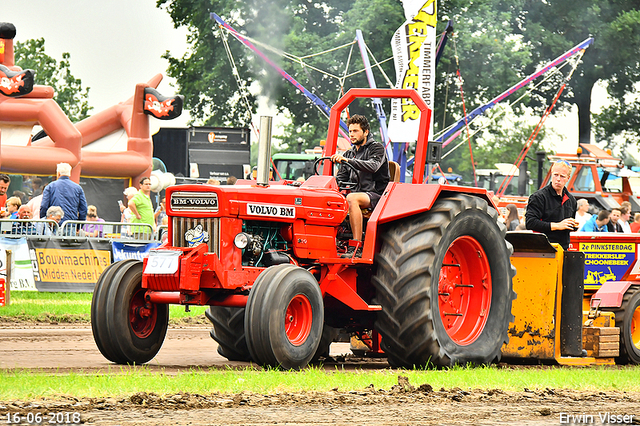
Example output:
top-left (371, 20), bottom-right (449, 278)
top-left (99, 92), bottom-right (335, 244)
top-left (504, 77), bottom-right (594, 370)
top-left (245, 264), bottom-right (324, 369)
top-left (205, 306), bottom-right (252, 362)
top-left (310, 325), bottom-right (339, 364)
top-left (92, 260), bottom-right (169, 364)
top-left (613, 286), bottom-right (640, 365)
top-left (372, 194), bottom-right (516, 367)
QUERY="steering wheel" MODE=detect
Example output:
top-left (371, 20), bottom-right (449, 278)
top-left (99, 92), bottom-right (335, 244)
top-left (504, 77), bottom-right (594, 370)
top-left (313, 156), bottom-right (360, 191)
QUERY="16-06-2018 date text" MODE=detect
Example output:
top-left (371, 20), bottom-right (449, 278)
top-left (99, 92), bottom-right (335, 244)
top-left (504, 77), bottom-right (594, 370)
top-left (4, 412), bottom-right (81, 425)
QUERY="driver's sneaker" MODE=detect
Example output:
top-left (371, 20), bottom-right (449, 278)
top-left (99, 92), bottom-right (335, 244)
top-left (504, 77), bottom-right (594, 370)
top-left (341, 240), bottom-right (363, 258)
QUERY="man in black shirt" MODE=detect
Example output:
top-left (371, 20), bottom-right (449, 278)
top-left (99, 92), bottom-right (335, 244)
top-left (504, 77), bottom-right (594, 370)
top-left (525, 160), bottom-right (578, 250)
top-left (606, 207), bottom-right (624, 233)
top-left (331, 115), bottom-right (389, 258)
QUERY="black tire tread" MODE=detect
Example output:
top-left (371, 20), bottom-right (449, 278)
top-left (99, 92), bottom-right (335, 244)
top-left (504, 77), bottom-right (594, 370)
top-left (372, 194), bottom-right (516, 368)
top-left (612, 285), bottom-right (640, 365)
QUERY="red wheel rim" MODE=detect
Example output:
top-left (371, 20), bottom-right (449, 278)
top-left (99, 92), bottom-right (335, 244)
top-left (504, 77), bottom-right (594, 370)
top-left (285, 294), bottom-right (313, 346)
top-left (129, 287), bottom-right (158, 339)
top-left (438, 236), bottom-right (492, 345)
top-left (632, 304), bottom-right (640, 351)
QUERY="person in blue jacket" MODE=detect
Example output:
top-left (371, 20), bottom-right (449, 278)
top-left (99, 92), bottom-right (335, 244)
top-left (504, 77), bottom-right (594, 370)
top-left (40, 163), bottom-right (87, 230)
top-left (578, 210), bottom-right (610, 232)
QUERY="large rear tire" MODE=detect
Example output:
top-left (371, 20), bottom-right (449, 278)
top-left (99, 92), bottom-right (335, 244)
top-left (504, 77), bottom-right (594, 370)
top-left (613, 286), bottom-right (640, 365)
top-left (205, 306), bottom-right (252, 362)
top-left (245, 264), bottom-right (324, 369)
top-left (91, 260), bottom-right (169, 364)
top-left (372, 194), bottom-right (516, 367)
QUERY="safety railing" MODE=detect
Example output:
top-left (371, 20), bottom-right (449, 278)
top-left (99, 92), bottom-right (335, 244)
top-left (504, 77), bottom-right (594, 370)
top-left (61, 220), bottom-right (157, 241)
top-left (0, 219), bottom-right (160, 242)
top-left (0, 219), bottom-right (60, 236)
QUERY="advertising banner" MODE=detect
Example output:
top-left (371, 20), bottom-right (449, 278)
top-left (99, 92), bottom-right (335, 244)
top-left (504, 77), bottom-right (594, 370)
top-left (580, 241), bottom-right (636, 289)
top-left (112, 241), bottom-right (161, 262)
top-left (0, 237), bottom-right (36, 291)
top-left (389, 0), bottom-right (437, 143)
top-left (28, 238), bottom-right (112, 292)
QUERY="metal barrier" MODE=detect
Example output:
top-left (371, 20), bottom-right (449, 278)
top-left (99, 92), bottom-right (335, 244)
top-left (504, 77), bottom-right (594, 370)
top-left (0, 219), bottom-right (60, 236)
top-left (0, 219), bottom-right (160, 242)
top-left (61, 220), bottom-right (157, 241)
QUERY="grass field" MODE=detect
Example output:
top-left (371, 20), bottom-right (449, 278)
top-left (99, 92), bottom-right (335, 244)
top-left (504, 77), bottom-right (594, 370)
top-left (2, 291), bottom-right (640, 400)
top-left (1, 364), bottom-right (640, 400)
top-left (0, 290), bottom-right (207, 323)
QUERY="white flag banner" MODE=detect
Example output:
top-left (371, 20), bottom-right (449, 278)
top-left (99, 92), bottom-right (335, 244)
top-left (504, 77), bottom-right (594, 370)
top-left (388, 0), bottom-right (437, 143)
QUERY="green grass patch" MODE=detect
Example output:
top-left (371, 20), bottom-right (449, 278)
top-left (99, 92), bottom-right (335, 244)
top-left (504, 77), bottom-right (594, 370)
top-left (0, 291), bottom-right (207, 324)
top-left (1, 365), bottom-right (639, 400)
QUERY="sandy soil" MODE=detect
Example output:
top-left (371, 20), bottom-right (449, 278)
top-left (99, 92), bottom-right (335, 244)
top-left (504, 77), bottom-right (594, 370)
top-left (1, 323), bottom-right (639, 426)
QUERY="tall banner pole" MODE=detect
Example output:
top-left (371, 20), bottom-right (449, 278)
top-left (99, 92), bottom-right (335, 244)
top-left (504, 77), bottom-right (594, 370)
top-left (388, 0), bottom-right (437, 147)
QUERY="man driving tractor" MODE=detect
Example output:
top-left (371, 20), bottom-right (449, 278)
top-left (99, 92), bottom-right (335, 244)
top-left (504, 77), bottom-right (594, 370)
top-left (330, 115), bottom-right (389, 258)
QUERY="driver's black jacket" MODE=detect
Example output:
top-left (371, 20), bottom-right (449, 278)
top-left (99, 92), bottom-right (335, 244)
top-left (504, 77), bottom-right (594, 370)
top-left (335, 134), bottom-right (389, 195)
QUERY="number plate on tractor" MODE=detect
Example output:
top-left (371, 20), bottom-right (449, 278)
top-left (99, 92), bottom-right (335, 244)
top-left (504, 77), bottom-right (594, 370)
top-left (145, 250), bottom-right (181, 275)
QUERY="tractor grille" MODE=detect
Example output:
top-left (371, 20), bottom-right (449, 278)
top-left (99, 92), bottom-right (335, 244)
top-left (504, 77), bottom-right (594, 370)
top-left (172, 217), bottom-right (220, 253)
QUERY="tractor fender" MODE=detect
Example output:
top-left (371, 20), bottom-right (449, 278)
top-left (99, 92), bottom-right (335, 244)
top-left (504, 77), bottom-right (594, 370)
top-left (360, 184), bottom-right (495, 261)
top-left (591, 280), bottom-right (635, 309)
top-left (373, 183), bottom-right (494, 225)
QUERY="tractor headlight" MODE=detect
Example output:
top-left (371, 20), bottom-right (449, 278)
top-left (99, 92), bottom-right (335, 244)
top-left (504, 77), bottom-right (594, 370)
top-left (234, 232), bottom-right (252, 249)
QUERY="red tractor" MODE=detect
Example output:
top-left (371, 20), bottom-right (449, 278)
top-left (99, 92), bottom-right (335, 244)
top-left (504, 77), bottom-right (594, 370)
top-left (91, 88), bottom-right (516, 369)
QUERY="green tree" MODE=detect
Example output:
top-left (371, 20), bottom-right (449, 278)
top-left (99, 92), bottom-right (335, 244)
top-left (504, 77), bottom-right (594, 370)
top-left (159, 0), bottom-right (535, 165)
top-left (158, 0), bottom-right (405, 151)
top-left (595, 96), bottom-right (640, 156)
top-left (502, 1), bottom-right (640, 145)
top-left (14, 38), bottom-right (91, 122)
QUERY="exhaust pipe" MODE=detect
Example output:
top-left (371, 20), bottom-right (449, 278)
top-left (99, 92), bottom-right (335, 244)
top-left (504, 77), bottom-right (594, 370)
top-left (256, 116), bottom-right (273, 186)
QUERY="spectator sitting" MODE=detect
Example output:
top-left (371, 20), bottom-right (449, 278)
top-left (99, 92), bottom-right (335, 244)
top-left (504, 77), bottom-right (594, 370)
top-left (27, 182), bottom-right (46, 220)
top-left (11, 205), bottom-right (37, 235)
top-left (505, 204), bottom-right (520, 231)
top-left (619, 204), bottom-right (632, 233)
top-left (154, 196), bottom-right (166, 227)
top-left (574, 198), bottom-right (592, 229)
top-left (13, 190), bottom-right (29, 205)
top-left (606, 207), bottom-right (624, 233)
top-left (121, 187), bottom-right (138, 223)
top-left (578, 210), bottom-right (610, 232)
top-left (631, 213), bottom-right (640, 233)
top-left (82, 205), bottom-right (105, 237)
top-left (6, 196), bottom-right (21, 219)
top-left (0, 174), bottom-right (11, 217)
top-left (31, 177), bottom-right (43, 198)
top-left (226, 176), bottom-right (237, 185)
top-left (37, 206), bottom-right (64, 235)
top-left (206, 178), bottom-right (221, 185)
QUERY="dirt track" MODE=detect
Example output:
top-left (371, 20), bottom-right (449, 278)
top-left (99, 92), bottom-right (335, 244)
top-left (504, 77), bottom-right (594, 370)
top-left (1, 324), bottom-right (639, 425)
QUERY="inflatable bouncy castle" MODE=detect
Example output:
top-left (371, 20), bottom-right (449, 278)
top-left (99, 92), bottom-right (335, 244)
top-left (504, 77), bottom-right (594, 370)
top-left (0, 22), bottom-right (184, 186)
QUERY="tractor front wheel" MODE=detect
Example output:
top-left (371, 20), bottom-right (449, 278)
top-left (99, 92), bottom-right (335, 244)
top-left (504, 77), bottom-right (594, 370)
top-left (91, 259), bottom-right (169, 364)
top-left (245, 264), bottom-right (324, 369)
top-left (372, 194), bottom-right (516, 367)
top-left (613, 286), bottom-right (640, 365)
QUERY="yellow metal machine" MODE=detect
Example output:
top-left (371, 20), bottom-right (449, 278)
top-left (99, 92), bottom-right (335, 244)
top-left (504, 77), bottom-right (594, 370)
top-left (502, 233), bottom-right (618, 365)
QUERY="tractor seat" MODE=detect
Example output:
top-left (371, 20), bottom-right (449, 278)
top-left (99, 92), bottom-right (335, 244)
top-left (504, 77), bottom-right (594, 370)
top-left (361, 161), bottom-right (401, 218)
top-left (388, 161), bottom-right (400, 183)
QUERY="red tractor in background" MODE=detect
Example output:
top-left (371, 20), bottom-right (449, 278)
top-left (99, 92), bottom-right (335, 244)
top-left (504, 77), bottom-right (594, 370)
top-left (91, 88), bottom-right (518, 369)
